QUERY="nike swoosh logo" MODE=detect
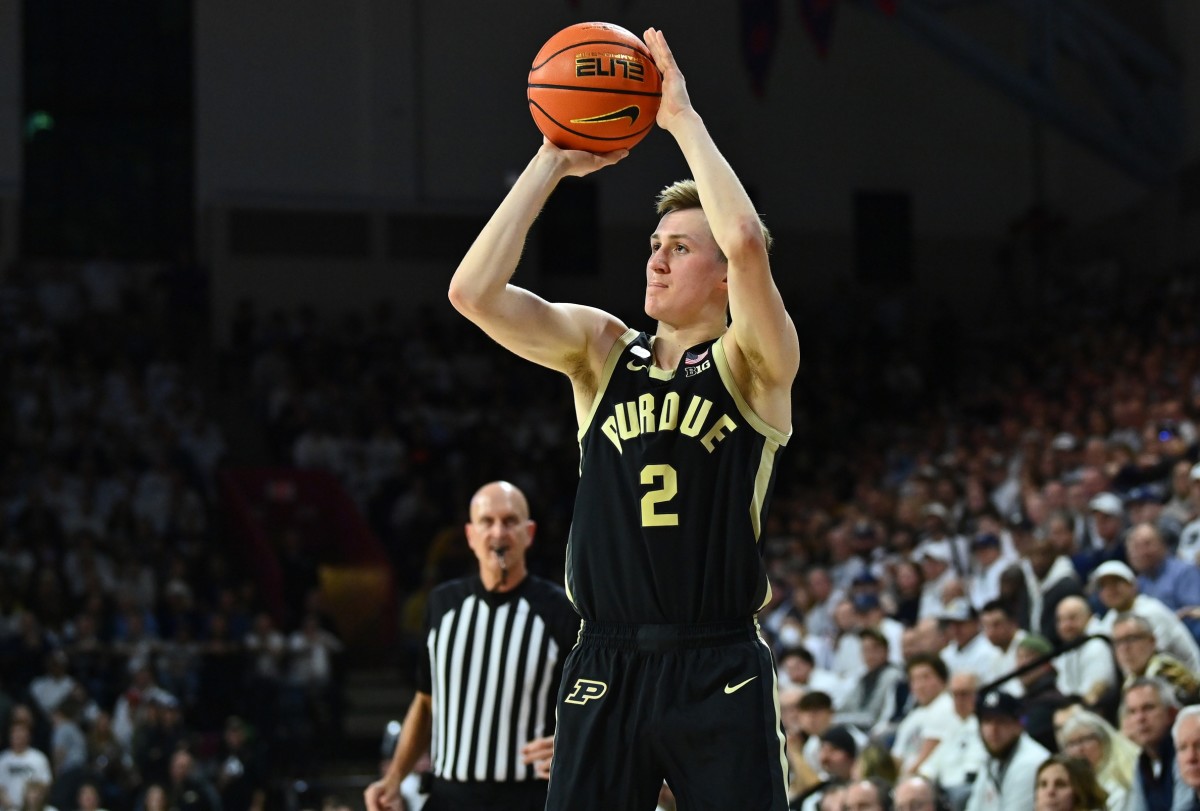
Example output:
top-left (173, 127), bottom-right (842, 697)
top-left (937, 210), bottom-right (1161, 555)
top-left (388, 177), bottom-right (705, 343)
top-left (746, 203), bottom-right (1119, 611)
top-left (571, 105), bottom-right (640, 126)
top-left (724, 676), bottom-right (758, 695)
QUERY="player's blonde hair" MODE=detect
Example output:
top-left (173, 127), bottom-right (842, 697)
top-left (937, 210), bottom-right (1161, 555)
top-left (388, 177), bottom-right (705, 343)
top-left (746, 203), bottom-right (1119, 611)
top-left (654, 179), bottom-right (774, 253)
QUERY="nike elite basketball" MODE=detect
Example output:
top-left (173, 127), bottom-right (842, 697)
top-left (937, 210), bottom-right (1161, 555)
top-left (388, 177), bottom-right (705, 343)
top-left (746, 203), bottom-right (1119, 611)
top-left (528, 22), bottom-right (662, 152)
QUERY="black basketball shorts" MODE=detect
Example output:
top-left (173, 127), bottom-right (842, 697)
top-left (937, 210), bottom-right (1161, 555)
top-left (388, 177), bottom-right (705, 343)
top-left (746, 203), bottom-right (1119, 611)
top-left (545, 619), bottom-right (789, 811)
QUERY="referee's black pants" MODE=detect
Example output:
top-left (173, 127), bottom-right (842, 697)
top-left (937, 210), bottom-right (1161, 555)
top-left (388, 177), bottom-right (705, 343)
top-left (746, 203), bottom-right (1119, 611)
top-left (424, 777), bottom-right (547, 811)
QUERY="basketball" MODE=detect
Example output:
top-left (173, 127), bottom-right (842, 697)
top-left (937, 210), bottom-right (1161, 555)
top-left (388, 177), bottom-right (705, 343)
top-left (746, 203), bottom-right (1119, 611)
top-left (527, 22), bottom-right (662, 153)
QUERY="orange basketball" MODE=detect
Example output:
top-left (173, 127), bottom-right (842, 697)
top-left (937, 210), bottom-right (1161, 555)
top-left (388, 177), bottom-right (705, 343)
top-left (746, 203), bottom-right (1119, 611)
top-left (527, 22), bottom-right (662, 153)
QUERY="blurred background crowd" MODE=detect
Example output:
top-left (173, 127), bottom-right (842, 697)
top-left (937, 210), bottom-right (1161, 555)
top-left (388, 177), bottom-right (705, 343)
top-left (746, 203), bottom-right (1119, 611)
top-left (1, 246), bottom-right (1198, 811)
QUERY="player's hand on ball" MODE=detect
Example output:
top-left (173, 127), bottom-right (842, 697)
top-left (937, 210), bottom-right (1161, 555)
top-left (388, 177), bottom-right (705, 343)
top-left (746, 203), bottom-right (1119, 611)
top-left (642, 28), bottom-right (692, 131)
top-left (521, 735), bottom-right (555, 780)
top-left (539, 139), bottom-right (629, 178)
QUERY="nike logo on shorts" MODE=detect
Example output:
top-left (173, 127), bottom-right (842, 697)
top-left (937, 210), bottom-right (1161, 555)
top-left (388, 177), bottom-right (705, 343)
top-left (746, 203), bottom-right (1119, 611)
top-left (724, 676), bottom-right (758, 694)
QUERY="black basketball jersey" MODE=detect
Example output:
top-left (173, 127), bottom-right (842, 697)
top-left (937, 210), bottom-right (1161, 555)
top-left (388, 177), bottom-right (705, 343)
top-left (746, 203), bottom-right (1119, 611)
top-left (565, 329), bottom-right (790, 624)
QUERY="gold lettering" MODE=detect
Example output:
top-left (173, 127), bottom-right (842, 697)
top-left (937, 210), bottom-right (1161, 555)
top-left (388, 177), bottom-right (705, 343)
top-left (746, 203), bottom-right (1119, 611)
top-left (615, 402), bottom-right (638, 440)
top-left (638, 393), bottom-right (656, 434)
top-left (600, 416), bottom-right (622, 451)
top-left (700, 415), bottom-right (738, 452)
top-left (679, 396), bottom-right (713, 437)
top-left (660, 392), bottom-right (679, 430)
top-left (565, 679), bottom-right (608, 705)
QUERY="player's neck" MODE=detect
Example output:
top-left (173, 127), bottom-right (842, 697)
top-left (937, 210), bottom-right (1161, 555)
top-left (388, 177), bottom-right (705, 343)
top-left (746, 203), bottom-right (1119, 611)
top-left (652, 322), bottom-right (726, 368)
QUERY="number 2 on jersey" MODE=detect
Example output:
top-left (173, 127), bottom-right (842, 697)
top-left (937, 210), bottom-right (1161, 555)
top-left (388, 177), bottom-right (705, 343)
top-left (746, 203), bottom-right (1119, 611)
top-left (640, 464), bottom-right (679, 526)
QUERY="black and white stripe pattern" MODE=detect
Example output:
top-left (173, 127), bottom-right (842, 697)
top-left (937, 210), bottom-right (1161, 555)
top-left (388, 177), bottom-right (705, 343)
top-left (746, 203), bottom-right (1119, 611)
top-left (426, 588), bottom-right (562, 782)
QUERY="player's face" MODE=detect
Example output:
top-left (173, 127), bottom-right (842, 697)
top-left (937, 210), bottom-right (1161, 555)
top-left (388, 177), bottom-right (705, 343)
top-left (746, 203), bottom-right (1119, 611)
top-left (645, 208), bottom-right (726, 323)
top-left (466, 485), bottom-right (534, 577)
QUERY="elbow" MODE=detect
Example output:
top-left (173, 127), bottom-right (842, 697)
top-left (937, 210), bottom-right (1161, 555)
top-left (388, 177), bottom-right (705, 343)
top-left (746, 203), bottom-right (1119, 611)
top-left (726, 218), bottom-right (770, 261)
top-left (447, 278), bottom-right (481, 317)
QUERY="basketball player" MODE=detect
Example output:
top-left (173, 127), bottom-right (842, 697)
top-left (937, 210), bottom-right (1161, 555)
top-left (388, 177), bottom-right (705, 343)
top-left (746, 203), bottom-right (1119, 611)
top-left (448, 27), bottom-right (797, 810)
top-left (363, 482), bottom-right (579, 811)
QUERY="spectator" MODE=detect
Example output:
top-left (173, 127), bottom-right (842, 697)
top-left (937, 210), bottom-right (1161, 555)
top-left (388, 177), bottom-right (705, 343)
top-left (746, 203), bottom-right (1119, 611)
top-left (72, 782), bottom-right (106, 811)
top-left (963, 690), bottom-right (1050, 811)
top-left (892, 653), bottom-right (959, 777)
top-left (1122, 677), bottom-right (1190, 811)
top-left (797, 693), bottom-right (867, 778)
top-left (1074, 493), bottom-right (1128, 581)
top-left (779, 646), bottom-right (843, 700)
top-left (980, 599), bottom-right (1027, 695)
top-left (1022, 535), bottom-right (1084, 646)
top-left (28, 651), bottom-right (78, 721)
top-left (917, 671), bottom-right (986, 811)
top-left (1175, 705), bottom-right (1200, 808)
top-left (1033, 754), bottom-right (1109, 811)
top-left (164, 751), bottom-right (219, 811)
top-left (209, 717), bottom-right (265, 811)
top-left (1013, 635), bottom-right (1068, 753)
top-left (916, 542), bottom-right (957, 621)
top-left (1177, 466), bottom-right (1200, 567)
top-left (19, 781), bottom-right (56, 811)
top-left (1126, 523), bottom-right (1200, 613)
top-left (48, 697), bottom-right (88, 778)
top-left (1058, 709), bottom-right (1138, 811)
top-left (1054, 596), bottom-right (1119, 711)
top-left (1112, 614), bottom-right (1200, 706)
top-left (967, 534), bottom-right (1014, 610)
top-left (836, 628), bottom-right (906, 734)
top-left (939, 600), bottom-right (1001, 681)
top-left (1089, 562), bottom-right (1200, 673)
top-left (780, 687), bottom-right (820, 803)
top-left (842, 778), bottom-right (890, 811)
top-left (894, 776), bottom-right (941, 811)
top-left (0, 720), bottom-right (52, 811)
top-left (792, 725), bottom-right (858, 811)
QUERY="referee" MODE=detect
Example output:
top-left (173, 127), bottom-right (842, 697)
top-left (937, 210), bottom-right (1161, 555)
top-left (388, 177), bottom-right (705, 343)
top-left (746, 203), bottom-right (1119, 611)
top-left (365, 481), bottom-right (579, 811)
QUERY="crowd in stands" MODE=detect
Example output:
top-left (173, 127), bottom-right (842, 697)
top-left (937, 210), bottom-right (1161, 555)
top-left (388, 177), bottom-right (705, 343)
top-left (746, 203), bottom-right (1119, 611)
top-left (6, 250), bottom-right (1200, 811)
top-left (241, 268), bottom-right (1200, 810)
top-left (0, 259), bottom-right (345, 811)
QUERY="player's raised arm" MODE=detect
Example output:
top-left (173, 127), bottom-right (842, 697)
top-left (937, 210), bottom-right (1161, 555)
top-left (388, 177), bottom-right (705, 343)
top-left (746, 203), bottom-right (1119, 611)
top-left (448, 142), bottom-right (629, 377)
top-left (642, 28), bottom-right (799, 393)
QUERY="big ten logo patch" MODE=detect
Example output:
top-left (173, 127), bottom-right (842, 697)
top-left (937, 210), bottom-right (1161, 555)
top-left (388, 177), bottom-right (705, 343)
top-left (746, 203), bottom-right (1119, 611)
top-left (564, 678), bottom-right (608, 705)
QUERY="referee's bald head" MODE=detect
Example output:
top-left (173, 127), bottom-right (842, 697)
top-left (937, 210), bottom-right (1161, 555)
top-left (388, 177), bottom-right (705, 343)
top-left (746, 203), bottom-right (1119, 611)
top-left (470, 481), bottom-right (530, 521)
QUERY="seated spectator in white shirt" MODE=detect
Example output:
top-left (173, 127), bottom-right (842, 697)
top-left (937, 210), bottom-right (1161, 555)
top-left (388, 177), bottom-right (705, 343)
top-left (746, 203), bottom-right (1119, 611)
top-left (980, 599), bottom-right (1027, 696)
top-left (939, 599), bottom-right (1002, 682)
top-left (967, 533), bottom-right (1015, 610)
top-left (918, 671), bottom-right (987, 810)
top-left (916, 541), bottom-right (958, 621)
top-left (892, 653), bottom-right (961, 777)
top-left (778, 645), bottom-right (844, 701)
top-left (1088, 560), bottom-right (1200, 673)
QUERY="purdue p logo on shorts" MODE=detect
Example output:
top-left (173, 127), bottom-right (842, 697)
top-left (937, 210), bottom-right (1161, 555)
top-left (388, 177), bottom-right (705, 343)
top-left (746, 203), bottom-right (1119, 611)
top-left (565, 679), bottom-right (608, 705)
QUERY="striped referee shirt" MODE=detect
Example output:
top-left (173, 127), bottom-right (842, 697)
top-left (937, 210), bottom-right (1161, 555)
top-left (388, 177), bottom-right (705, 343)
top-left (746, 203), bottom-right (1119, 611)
top-left (419, 574), bottom-right (579, 783)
